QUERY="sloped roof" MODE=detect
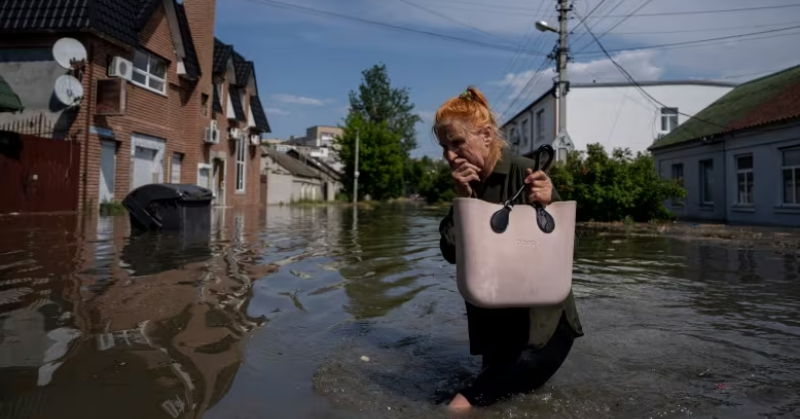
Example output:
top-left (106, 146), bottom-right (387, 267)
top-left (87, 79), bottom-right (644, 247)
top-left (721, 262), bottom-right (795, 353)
top-left (213, 38), bottom-right (233, 74)
top-left (231, 51), bottom-right (253, 87)
top-left (173, 3), bottom-right (201, 80)
top-left (262, 146), bottom-right (320, 179)
top-left (0, 0), bottom-right (201, 79)
top-left (249, 95), bottom-right (271, 133)
top-left (229, 88), bottom-right (246, 121)
top-left (0, 74), bottom-right (24, 112)
top-left (650, 65), bottom-right (800, 151)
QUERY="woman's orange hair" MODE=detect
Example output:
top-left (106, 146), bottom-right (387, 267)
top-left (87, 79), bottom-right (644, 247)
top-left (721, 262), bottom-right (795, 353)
top-left (432, 86), bottom-right (508, 159)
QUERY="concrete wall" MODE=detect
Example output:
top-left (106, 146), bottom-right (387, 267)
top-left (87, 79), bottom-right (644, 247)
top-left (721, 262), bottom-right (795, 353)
top-left (266, 172), bottom-right (293, 205)
top-left (503, 83), bottom-right (735, 156)
top-left (653, 121), bottom-right (800, 227)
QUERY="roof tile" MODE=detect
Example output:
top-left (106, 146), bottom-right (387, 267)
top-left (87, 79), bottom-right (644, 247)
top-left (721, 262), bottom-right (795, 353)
top-left (650, 65), bottom-right (800, 151)
top-left (249, 95), bottom-right (271, 133)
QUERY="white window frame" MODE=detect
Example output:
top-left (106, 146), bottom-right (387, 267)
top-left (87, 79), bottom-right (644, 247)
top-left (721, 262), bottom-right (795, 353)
top-left (508, 126), bottom-right (518, 145)
top-left (671, 163), bottom-right (685, 207)
top-left (660, 107), bottom-right (679, 133)
top-left (235, 137), bottom-right (246, 193)
top-left (131, 50), bottom-right (168, 95)
top-left (535, 109), bottom-right (544, 143)
top-left (699, 159), bottom-right (713, 206)
top-left (736, 154), bottom-right (754, 205)
top-left (781, 147), bottom-right (800, 206)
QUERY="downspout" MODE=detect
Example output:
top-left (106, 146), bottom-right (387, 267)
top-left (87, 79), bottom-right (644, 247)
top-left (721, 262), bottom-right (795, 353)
top-left (81, 41), bottom-right (94, 213)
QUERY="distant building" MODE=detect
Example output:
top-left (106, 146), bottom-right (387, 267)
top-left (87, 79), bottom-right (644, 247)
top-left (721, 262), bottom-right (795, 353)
top-left (649, 65), bottom-right (800, 227)
top-left (501, 81), bottom-right (736, 160)
top-left (261, 145), bottom-right (343, 204)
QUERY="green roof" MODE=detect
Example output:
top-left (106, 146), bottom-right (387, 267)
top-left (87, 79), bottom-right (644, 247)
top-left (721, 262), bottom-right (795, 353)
top-left (650, 65), bottom-right (800, 151)
top-left (0, 74), bottom-right (23, 113)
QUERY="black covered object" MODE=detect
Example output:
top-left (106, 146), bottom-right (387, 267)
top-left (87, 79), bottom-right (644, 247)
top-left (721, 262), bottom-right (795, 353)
top-left (123, 183), bottom-right (213, 233)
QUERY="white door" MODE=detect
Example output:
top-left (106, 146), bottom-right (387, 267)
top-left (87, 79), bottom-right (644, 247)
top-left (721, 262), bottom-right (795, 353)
top-left (132, 146), bottom-right (157, 189)
top-left (198, 166), bottom-right (210, 189)
top-left (130, 134), bottom-right (165, 190)
top-left (99, 141), bottom-right (116, 202)
top-left (170, 153), bottom-right (182, 184)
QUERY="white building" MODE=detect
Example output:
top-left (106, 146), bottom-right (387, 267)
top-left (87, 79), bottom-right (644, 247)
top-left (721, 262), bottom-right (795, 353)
top-left (650, 65), bottom-right (800, 227)
top-left (500, 81), bottom-right (737, 160)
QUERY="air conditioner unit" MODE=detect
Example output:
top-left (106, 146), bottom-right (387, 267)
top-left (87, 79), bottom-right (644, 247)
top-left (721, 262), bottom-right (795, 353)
top-left (249, 134), bottom-right (260, 146)
top-left (228, 127), bottom-right (242, 140)
top-left (205, 120), bottom-right (220, 144)
top-left (108, 56), bottom-right (133, 80)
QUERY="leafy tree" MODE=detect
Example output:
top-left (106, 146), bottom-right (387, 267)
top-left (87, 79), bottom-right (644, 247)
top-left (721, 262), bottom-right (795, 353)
top-left (548, 143), bottom-right (685, 222)
top-left (337, 63), bottom-right (421, 200)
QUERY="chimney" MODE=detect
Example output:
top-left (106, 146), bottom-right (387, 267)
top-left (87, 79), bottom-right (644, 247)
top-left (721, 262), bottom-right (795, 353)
top-left (182, 0), bottom-right (217, 89)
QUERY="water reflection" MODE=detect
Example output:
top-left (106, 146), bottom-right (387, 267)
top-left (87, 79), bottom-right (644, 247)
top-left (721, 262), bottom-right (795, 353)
top-left (1, 207), bottom-right (799, 419)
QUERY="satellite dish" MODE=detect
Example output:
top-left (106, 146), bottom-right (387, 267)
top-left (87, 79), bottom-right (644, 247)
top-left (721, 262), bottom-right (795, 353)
top-left (53, 38), bottom-right (87, 69)
top-left (54, 74), bottom-right (84, 106)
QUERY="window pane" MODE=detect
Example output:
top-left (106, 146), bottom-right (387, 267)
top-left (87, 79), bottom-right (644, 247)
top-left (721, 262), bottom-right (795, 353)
top-left (148, 78), bottom-right (164, 92)
top-left (150, 58), bottom-right (167, 79)
top-left (703, 161), bottom-right (713, 202)
top-left (737, 173), bottom-right (745, 202)
top-left (131, 71), bottom-right (146, 84)
top-left (746, 172), bottom-right (754, 203)
top-left (661, 116), bottom-right (668, 132)
top-left (668, 115), bottom-right (678, 131)
top-left (783, 148), bottom-right (800, 167)
top-left (784, 169), bottom-right (794, 204)
top-left (737, 155), bottom-right (753, 170)
top-left (795, 168), bottom-right (800, 204)
top-left (133, 51), bottom-right (148, 71)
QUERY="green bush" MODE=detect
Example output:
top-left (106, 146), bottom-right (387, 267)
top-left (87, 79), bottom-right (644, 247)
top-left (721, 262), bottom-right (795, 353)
top-left (548, 143), bottom-right (685, 222)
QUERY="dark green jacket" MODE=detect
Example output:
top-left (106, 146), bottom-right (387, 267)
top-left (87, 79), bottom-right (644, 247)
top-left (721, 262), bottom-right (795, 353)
top-left (439, 148), bottom-right (584, 355)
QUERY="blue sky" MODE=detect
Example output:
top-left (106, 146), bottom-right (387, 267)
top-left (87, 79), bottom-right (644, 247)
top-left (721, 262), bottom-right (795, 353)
top-left (214, 0), bottom-right (800, 158)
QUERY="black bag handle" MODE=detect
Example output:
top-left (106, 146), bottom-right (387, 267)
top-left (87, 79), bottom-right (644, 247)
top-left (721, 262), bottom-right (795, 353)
top-left (490, 144), bottom-right (556, 234)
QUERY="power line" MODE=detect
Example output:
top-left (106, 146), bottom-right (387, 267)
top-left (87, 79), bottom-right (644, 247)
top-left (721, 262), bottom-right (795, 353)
top-left (585, 3), bottom-right (800, 18)
top-left (245, 0), bottom-right (549, 56)
top-left (391, 0), bottom-right (514, 44)
top-left (575, 24), bottom-right (800, 56)
top-left (578, 20), bottom-right (800, 35)
top-left (576, 0), bottom-right (655, 53)
top-left (572, 9), bottom-right (730, 131)
top-left (570, 0), bottom-right (639, 53)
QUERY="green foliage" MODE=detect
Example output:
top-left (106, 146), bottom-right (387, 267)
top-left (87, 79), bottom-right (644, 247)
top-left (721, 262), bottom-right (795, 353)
top-left (99, 200), bottom-right (126, 216)
top-left (336, 63), bottom-right (422, 201)
top-left (548, 143), bottom-right (686, 222)
top-left (406, 156), bottom-right (455, 204)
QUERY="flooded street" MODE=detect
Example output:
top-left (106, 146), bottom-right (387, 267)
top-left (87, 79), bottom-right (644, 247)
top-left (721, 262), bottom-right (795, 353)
top-left (1, 204), bottom-right (799, 419)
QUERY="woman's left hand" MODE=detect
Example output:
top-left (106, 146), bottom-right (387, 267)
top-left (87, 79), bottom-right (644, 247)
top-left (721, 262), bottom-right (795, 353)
top-left (524, 169), bottom-right (553, 206)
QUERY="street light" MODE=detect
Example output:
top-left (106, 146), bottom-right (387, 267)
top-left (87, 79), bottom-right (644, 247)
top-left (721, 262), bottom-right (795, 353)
top-left (535, 20), bottom-right (557, 33)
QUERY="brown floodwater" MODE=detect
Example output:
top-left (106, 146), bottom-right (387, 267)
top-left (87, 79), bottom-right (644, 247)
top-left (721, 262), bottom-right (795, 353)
top-left (0, 204), bottom-right (798, 419)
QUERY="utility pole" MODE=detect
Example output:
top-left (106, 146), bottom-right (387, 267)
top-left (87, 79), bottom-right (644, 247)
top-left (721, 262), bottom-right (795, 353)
top-left (537, 0), bottom-right (574, 161)
top-left (556, 0), bottom-right (570, 137)
top-left (353, 129), bottom-right (359, 205)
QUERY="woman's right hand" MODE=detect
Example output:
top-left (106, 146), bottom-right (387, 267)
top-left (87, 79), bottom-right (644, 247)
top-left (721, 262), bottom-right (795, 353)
top-left (452, 158), bottom-right (480, 197)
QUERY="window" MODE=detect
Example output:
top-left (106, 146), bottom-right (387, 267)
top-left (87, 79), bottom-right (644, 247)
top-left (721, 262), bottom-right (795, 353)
top-left (660, 108), bottom-right (679, 133)
top-left (201, 93), bottom-right (209, 116)
top-left (509, 126), bottom-right (518, 145)
top-left (671, 163), bottom-right (684, 206)
top-left (736, 155), bottom-right (754, 205)
top-left (132, 50), bottom-right (167, 94)
top-left (521, 118), bottom-right (530, 148)
top-left (170, 153), bottom-right (183, 184)
top-left (535, 109), bottom-right (544, 143)
top-left (235, 137), bottom-right (246, 192)
top-left (782, 147), bottom-right (800, 205)
top-left (699, 159), bottom-right (713, 205)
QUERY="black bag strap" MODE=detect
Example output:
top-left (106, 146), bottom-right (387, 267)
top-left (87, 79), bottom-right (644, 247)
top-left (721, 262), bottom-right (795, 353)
top-left (490, 144), bottom-right (556, 234)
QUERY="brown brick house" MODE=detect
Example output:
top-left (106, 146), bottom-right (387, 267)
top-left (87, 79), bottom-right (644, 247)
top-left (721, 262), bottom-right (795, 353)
top-left (0, 0), bottom-right (270, 212)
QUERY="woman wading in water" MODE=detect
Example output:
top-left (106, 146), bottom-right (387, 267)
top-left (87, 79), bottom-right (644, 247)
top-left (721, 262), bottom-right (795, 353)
top-left (435, 86), bottom-right (584, 410)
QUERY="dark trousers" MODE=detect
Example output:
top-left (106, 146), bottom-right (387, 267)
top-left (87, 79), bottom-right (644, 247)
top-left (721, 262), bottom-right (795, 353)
top-left (458, 314), bottom-right (575, 407)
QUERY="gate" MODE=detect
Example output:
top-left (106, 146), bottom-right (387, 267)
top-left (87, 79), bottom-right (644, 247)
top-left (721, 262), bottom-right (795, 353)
top-left (0, 131), bottom-right (81, 213)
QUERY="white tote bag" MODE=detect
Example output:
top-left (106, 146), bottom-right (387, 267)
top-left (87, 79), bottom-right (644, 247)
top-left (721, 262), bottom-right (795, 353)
top-left (453, 145), bottom-right (577, 309)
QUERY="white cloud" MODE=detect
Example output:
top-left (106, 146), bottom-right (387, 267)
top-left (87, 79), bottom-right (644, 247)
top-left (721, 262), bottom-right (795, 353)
top-left (491, 49), bottom-right (664, 116)
top-left (416, 110), bottom-right (436, 122)
top-left (272, 94), bottom-right (331, 106)
top-left (265, 107), bottom-right (291, 116)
